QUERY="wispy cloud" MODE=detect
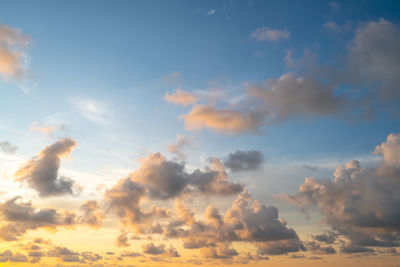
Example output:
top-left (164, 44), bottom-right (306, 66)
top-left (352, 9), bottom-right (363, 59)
top-left (251, 26), bottom-right (290, 42)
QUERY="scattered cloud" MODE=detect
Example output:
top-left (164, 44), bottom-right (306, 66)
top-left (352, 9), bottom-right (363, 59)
top-left (164, 89), bottom-right (198, 106)
top-left (206, 9), bottom-right (216, 16)
top-left (168, 134), bottom-right (193, 160)
top-left (71, 98), bottom-right (111, 124)
top-left (30, 122), bottom-right (68, 138)
top-left (251, 27), bottom-right (290, 42)
top-left (286, 132), bottom-right (400, 250)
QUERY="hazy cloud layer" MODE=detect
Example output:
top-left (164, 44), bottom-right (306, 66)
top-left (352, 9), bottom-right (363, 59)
top-left (15, 138), bottom-right (79, 197)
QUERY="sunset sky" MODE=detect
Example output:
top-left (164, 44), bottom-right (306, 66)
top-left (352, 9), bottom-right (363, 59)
top-left (1, 0), bottom-right (400, 266)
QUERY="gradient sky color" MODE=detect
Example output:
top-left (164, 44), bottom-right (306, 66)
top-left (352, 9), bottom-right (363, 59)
top-left (1, 0), bottom-right (400, 266)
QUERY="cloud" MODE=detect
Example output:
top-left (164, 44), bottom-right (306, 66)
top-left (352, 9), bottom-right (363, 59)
top-left (14, 138), bottom-right (80, 197)
top-left (71, 98), bottom-right (111, 123)
top-left (142, 243), bottom-right (166, 255)
top-left (251, 27), bottom-right (290, 42)
top-left (0, 22), bottom-right (31, 82)
top-left (0, 196), bottom-right (76, 241)
top-left (168, 134), bottom-right (192, 160)
top-left (116, 230), bottom-right (130, 247)
top-left (248, 73), bottom-right (347, 122)
top-left (181, 105), bottom-right (266, 134)
top-left (78, 200), bottom-right (103, 227)
top-left (305, 241), bottom-right (336, 255)
top-left (347, 19), bottom-right (400, 103)
top-left (206, 9), bottom-right (216, 16)
top-left (162, 71), bottom-right (182, 84)
top-left (164, 89), bottom-right (198, 106)
top-left (0, 141), bottom-right (17, 154)
top-left (286, 132), bottom-right (400, 249)
top-left (30, 122), bottom-right (68, 138)
top-left (223, 150), bottom-right (264, 172)
top-left (0, 250), bottom-right (28, 263)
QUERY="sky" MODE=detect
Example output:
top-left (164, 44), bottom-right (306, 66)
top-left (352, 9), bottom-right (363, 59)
top-left (0, 0), bottom-right (400, 266)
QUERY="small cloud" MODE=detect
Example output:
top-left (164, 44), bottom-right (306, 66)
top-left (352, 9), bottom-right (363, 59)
top-left (0, 141), bottom-right (17, 154)
top-left (71, 98), bottom-right (111, 124)
top-left (30, 122), bottom-right (68, 138)
top-left (206, 9), bottom-right (216, 16)
top-left (251, 27), bottom-right (290, 42)
top-left (162, 71), bottom-right (182, 84)
top-left (164, 89), bottom-right (198, 106)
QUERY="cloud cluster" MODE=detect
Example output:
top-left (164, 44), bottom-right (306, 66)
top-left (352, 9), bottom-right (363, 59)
top-left (286, 132), bottom-right (400, 251)
top-left (15, 138), bottom-right (79, 197)
top-left (0, 197), bottom-right (103, 242)
top-left (0, 22), bottom-right (30, 82)
top-left (166, 19), bottom-right (400, 134)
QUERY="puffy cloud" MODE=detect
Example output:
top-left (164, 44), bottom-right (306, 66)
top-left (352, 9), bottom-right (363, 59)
top-left (312, 231), bottom-right (338, 244)
top-left (201, 244), bottom-right (238, 259)
top-left (286, 133), bottom-right (400, 248)
top-left (181, 105), bottom-right (266, 134)
top-left (251, 27), bottom-right (290, 42)
top-left (248, 73), bottom-right (347, 122)
top-left (164, 89), bottom-right (198, 106)
top-left (374, 133), bottom-right (400, 167)
top-left (0, 197), bottom-right (76, 241)
top-left (0, 141), bottom-right (17, 154)
top-left (142, 243), bottom-right (165, 255)
top-left (223, 150), bottom-right (264, 172)
top-left (0, 22), bottom-right (30, 82)
top-left (14, 138), bottom-right (79, 197)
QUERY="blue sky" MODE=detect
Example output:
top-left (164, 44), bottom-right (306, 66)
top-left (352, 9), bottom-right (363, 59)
top-left (1, 1), bottom-right (400, 265)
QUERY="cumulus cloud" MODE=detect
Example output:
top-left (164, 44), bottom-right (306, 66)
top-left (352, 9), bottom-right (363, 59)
top-left (116, 230), bottom-right (130, 247)
top-left (223, 150), bottom-right (264, 172)
top-left (0, 141), bottom-right (17, 154)
top-left (164, 89), bottom-right (198, 106)
top-left (0, 197), bottom-right (76, 241)
top-left (180, 105), bottom-right (266, 134)
top-left (142, 243), bottom-right (166, 255)
top-left (251, 26), bottom-right (290, 42)
top-left (286, 132), bottom-right (400, 250)
top-left (14, 138), bottom-right (79, 197)
top-left (0, 22), bottom-right (30, 82)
